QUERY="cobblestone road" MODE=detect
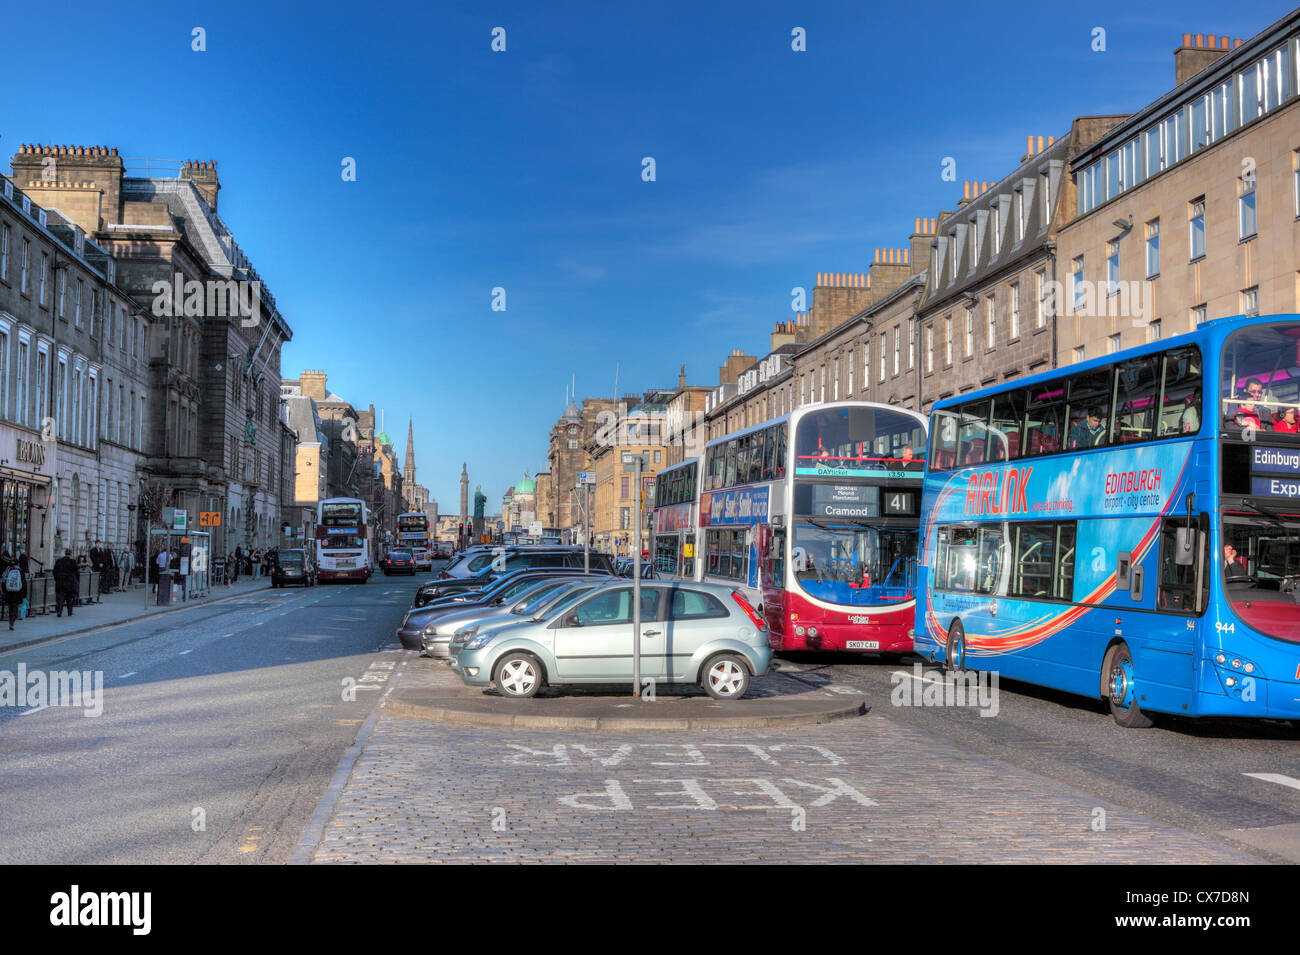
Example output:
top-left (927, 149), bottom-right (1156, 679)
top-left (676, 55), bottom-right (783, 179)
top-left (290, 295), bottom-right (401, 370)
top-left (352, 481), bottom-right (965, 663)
top-left (306, 657), bottom-right (1257, 863)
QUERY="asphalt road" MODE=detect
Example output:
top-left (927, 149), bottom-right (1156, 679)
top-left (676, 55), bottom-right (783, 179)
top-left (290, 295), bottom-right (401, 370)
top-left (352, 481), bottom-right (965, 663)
top-left (0, 573), bottom-right (422, 864)
top-left (777, 651), bottom-right (1300, 862)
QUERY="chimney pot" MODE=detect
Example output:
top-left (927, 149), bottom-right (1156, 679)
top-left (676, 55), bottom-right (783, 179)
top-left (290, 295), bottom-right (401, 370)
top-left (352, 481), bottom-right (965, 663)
top-left (1233, 38), bottom-right (1241, 48)
top-left (1182, 32), bottom-right (1193, 46)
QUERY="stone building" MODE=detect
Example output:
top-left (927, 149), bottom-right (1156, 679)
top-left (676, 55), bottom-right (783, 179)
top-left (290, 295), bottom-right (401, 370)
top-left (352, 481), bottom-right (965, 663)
top-left (586, 392), bottom-right (671, 555)
top-left (279, 384), bottom-right (328, 542)
top-left (541, 393), bottom-right (620, 543)
top-left (9, 146), bottom-right (294, 555)
top-left (0, 176), bottom-right (151, 567)
top-left (1058, 20), bottom-right (1300, 362)
top-left (401, 419), bottom-right (430, 514)
top-left (289, 370), bottom-right (358, 502)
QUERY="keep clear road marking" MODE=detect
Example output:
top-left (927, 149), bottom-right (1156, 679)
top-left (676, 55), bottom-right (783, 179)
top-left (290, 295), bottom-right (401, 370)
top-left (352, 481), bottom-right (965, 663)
top-left (1244, 773), bottom-right (1300, 791)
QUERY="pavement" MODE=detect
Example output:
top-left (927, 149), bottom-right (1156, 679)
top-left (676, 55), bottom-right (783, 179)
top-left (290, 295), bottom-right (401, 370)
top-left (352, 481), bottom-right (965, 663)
top-left (294, 650), bottom-right (1263, 863)
top-left (0, 574), bottom-right (277, 654)
top-left (385, 656), bottom-right (867, 730)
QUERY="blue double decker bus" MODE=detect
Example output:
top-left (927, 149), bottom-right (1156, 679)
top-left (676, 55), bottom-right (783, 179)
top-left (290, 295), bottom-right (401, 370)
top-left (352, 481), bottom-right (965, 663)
top-left (916, 314), bottom-right (1300, 726)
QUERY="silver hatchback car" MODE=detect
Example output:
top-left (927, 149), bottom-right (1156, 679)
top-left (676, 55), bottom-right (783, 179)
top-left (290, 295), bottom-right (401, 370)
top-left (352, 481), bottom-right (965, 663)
top-left (451, 581), bottom-right (772, 700)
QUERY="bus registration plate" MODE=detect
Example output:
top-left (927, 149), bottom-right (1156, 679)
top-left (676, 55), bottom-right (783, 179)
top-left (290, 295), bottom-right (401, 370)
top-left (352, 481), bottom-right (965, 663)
top-left (846, 640), bottom-right (879, 650)
top-left (337, 559), bottom-right (355, 569)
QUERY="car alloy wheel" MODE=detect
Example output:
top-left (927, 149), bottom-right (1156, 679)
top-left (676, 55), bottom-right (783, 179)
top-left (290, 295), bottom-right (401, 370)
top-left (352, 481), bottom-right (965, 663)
top-left (703, 654), bottom-right (749, 700)
top-left (494, 654), bottom-right (542, 698)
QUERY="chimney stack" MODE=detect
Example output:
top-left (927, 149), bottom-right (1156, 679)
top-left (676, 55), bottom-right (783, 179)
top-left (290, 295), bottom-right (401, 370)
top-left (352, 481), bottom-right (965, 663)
top-left (1174, 31), bottom-right (1238, 86)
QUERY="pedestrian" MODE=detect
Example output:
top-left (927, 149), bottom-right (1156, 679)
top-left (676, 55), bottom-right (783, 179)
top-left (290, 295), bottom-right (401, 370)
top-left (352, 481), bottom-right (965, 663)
top-left (54, 548), bottom-right (79, 617)
top-left (152, 545), bottom-right (170, 594)
top-left (231, 546), bottom-right (242, 584)
top-left (2, 551), bottom-right (26, 631)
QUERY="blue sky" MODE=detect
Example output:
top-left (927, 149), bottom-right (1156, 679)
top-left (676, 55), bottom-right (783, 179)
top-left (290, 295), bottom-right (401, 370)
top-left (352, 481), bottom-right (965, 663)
top-left (3, 0), bottom-right (1289, 508)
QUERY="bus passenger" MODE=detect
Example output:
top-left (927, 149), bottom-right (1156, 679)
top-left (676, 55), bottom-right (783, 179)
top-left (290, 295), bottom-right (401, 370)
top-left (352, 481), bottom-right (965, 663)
top-left (1233, 379), bottom-right (1269, 432)
top-left (1068, 408), bottom-right (1106, 449)
top-left (1274, 406), bottom-right (1299, 433)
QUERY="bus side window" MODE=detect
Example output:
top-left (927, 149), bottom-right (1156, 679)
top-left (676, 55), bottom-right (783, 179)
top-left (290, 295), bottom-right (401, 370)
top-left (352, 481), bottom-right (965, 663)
top-left (1055, 523), bottom-right (1077, 600)
top-left (931, 409), bottom-right (959, 470)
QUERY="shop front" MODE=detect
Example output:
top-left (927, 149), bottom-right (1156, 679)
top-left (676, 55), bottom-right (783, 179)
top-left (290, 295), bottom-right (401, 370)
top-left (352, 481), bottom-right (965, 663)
top-left (0, 428), bottom-right (56, 571)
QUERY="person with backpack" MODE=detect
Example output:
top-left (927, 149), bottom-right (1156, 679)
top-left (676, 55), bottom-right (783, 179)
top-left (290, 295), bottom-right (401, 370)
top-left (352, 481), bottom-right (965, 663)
top-left (2, 553), bottom-right (26, 631)
top-left (54, 548), bottom-right (80, 618)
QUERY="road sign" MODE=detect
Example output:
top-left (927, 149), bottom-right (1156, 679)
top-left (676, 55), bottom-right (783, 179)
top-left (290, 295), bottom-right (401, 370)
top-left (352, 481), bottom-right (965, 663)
top-left (200, 511), bottom-right (221, 527)
top-left (162, 507), bottom-right (188, 531)
top-left (529, 520), bottom-right (543, 537)
top-left (578, 471), bottom-right (596, 485)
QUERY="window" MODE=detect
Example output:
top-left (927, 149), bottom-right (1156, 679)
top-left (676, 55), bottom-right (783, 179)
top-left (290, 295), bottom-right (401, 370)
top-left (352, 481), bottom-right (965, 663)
top-left (1008, 523), bottom-right (1076, 600)
top-left (861, 343), bottom-right (869, 391)
top-left (1190, 94), bottom-right (1210, 153)
top-left (1066, 367), bottom-right (1113, 450)
top-left (669, 588), bottom-right (728, 620)
top-left (1112, 354), bottom-right (1161, 444)
top-left (1294, 149), bottom-right (1300, 218)
top-left (1106, 241), bottom-right (1119, 295)
top-left (56, 354), bottom-right (68, 437)
top-left (1108, 334), bottom-right (1121, 354)
top-left (1009, 283), bottom-right (1020, 339)
top-left (892, 328), bottom-right (900, 376)
top-left (1145, 126), bottom-right (1163, 178)
top-left (949, 231), bottom-right (958, 280)
top-left (907, 319), bottom-right (915, 369)
top-left (964, 307), bottom-right (974, 357)
top-left (15, 340), bottom-right (27, 426)
top-left (20, 239), bottom-right (29, 294)
top-left (987, 388), bottom-right (1026, 462)
top-left (1241, 286), bottom-right (1259, 317)
top-left (1149, 318), bottom-right (1162, 341)
top-left (35, 347), bottom-right (47, 427)
top-left (1157, 346), bottom-right (1202, 438)
top-left (1035, 269), bottom-right (1046, 328)
top-left (1191, 303), bottom-right (1207, 326)
top-left (970, 216), bottom-right (981, 269)
top-left (985, 297), bottom-right (995, 349)
top-left (1014, 190), bottom-right (1024, 241)
top-left (74, 280), bottom-right (83, 327)
top-left (926, 324), bottom-right (934, 372)
top-left (0, 223), bottom-right (7, 282)
top-left (1071, 256), bottom-right (1084, 313)
top-left (1239, 171), bottom-right (1257, 239)
top-left (39, 253), bottom-right (47, 306)
top-left (1145, 219), bottom-right (1160, 277)
top-left (1157, 518), bottom-right (1206, 615)
top-left (991, 204), bottom-right (1001, 254)
top-left (879, 333), bottom-right (886, 381)
top-left (0, 330), bottom-right (8, 420)
top-left (944, 315), bottom-right (952, 365)
top-left (1073, 345), bottom-right (1085, 363)
top-left (847, 349), bottom-right (854, 395)
top-left (833, 357), bottom-right (839, 400)
top-left (1040, 170), bottom-right (1051, 222)
top-left (820, 364), bottom-right (826, 401)
top-left (1189, 198), bottom-right (1206, 260)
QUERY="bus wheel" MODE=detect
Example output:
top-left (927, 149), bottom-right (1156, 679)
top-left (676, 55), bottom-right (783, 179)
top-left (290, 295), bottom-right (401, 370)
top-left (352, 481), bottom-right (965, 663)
top-left (1105, 642), bottom-right (1153, 728)
top-left (945, 620), bottom-right (966, 672)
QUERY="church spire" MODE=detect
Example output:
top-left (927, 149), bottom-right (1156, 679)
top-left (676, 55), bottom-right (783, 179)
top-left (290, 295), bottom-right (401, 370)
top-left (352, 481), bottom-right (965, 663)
top-left (404, 418), bottom-right (416, 484)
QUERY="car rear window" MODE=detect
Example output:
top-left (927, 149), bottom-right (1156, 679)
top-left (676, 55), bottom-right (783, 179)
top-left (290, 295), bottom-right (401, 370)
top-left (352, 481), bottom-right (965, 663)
top-left (669, 589), bottom-right (728, 620)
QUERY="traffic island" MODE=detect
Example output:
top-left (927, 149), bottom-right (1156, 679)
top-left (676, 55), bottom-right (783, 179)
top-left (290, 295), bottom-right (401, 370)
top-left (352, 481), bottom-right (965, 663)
top-left (384, 659), bottom-right (867, 730)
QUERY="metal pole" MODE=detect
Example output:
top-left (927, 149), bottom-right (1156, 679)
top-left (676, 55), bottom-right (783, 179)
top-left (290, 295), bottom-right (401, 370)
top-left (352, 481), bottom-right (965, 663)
top-left (632, 454), bottom-right (642, 698)
top-left (583, 482), bottom-right (590, 573)
top-left (144, 518), bottom-right (150, 609)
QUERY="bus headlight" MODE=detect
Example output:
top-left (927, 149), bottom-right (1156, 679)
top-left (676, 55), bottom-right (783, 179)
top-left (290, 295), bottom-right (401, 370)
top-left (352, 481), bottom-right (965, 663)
top-left (1231, 658), bottom-right (1241, 669)
top-left (794, 625), bottom-right (806, 636)
top-left (1225, 675), bottom-right (1237, 687)
top-left (807, 627), bottom-right (819, 638)
top-left (1215, 653), bottom-right (1226, 664)
top-left (1243, 662), bottom-right (1255, 674)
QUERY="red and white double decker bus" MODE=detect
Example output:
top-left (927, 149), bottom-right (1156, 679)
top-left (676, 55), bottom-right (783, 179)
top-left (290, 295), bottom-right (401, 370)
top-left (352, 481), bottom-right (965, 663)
top-left (316, 497), bottom-right (371, 583)
top-left (693, 402), bottom-right (927, 654)
top-left (397, 512), bottom-right (431, 569)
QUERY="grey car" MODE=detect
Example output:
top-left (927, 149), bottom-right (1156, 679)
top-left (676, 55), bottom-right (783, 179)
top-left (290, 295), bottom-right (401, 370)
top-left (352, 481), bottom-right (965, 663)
top-left (451, 581), bottom-right (772, 700)
top-left (417, 578), bottom-right (593, 657)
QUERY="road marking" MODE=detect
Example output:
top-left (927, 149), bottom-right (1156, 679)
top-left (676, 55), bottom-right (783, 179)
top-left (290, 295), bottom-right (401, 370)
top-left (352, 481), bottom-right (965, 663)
top-left (18, 704), bottom-right (48, 716)
top-left (1244, 773), bottom-right (1300, 791)
top-left (179, 649), bottom-right (193, 655)
top-left (222, 633), bottom-right (233, 637)
top-left (119, 672), bottom-right (137, 678)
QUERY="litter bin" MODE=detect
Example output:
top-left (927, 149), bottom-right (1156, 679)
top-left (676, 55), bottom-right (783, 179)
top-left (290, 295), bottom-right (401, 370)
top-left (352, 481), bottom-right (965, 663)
top-left (157, 570), bottom-right (173, 606)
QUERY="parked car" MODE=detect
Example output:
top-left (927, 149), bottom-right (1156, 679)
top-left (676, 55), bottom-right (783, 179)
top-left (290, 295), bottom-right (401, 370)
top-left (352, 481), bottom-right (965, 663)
top-left (271, 549), bottom-right (316, 588)
top-left (416, 578), bottom-right (603, 657)
top-left (451, 581), bottom-right (771, 700)
top-left (439, 545), bottom-right (616, 579)
top-left (413, 564), bottom-right (612, 608)
top-left (399, 572), bottom-right (610, 650)
top-left (614, 557), bottom-right (657, 579)
top-left (381, 550), bottom-right (417, 575)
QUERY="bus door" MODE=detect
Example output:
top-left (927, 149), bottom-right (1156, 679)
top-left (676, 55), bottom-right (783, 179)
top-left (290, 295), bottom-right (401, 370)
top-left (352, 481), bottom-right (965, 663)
top-left (763, 523), bottom-right (786, 635)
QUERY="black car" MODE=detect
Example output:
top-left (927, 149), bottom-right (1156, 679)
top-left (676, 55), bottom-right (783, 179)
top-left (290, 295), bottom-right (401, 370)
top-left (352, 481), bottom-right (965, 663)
top-left (438, 546), bottom-right (617, 580)
top-left (271, 549), bottom-right (316, 588)
top-left (381, 550), bottom-right (417, 575)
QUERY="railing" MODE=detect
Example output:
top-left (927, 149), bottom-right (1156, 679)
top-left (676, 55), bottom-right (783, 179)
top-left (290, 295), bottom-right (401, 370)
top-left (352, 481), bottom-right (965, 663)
top-left (26, 572), bottom-right (103, 615)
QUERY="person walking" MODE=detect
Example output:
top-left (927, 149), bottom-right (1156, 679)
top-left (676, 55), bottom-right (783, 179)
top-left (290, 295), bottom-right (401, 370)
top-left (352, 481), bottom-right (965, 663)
top-left (54, 548), bottom-right (79, 617)
top-left (231, 546), bottom-right (242, 584)
top-left (2, 551), bottom-right (26, 631)
top-left (152, 545), bottom-right (170, 595)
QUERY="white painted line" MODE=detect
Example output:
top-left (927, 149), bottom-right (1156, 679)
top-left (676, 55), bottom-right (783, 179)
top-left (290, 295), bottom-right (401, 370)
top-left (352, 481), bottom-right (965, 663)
top-left (1244, 773), bottom-right (1300, 791)
top-left (222, 633), bottom-right (233, 637)
top-left (891, 668), bottom-right (951, 686)
top-left (18, 704), bottom-right (48, 716)
top-left (119, 672), bottom-right (137, 678)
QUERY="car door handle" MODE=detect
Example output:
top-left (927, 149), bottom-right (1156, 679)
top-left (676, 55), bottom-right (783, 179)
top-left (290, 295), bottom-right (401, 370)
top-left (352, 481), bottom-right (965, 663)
top-left (643, 629), bottom-right (661, 636)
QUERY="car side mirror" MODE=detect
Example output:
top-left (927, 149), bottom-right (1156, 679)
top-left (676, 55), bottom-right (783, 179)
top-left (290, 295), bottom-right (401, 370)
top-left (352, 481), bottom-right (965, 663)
top-left (565, 613), bottom-right (581, 628)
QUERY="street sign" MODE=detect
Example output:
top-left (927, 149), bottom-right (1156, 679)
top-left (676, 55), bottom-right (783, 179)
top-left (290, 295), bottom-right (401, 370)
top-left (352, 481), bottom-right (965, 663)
top-left (200, 511), bottom-right (221, 527)
top-left (529, 520), bottom-right (543, 537)
top-left (162, 507), bottom-right (188, 531)
top-left (578, 471), bottom-right (596, 485)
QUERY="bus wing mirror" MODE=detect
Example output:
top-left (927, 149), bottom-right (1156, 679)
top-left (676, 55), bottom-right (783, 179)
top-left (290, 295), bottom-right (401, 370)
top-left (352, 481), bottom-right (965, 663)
top-left (1175, 527), bottom-right (1197, 566)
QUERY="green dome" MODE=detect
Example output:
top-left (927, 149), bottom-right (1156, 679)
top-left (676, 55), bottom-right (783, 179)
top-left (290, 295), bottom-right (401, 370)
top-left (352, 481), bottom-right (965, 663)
top-left (376, 431), bottom-right (391, 447)
top-left (516, 475), bottom-right (535, 494)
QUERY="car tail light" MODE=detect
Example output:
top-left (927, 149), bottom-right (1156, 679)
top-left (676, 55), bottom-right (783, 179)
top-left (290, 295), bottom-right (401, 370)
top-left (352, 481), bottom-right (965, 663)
top-left (731, 591), bottom-right (767, 631)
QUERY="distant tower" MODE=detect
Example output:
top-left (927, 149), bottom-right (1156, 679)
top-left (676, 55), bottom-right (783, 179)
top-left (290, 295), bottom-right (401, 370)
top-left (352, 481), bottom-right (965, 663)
top-left (459, 463), bottom-right (469, 528)
top-left (404, 418), bottom-right (417, 487)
